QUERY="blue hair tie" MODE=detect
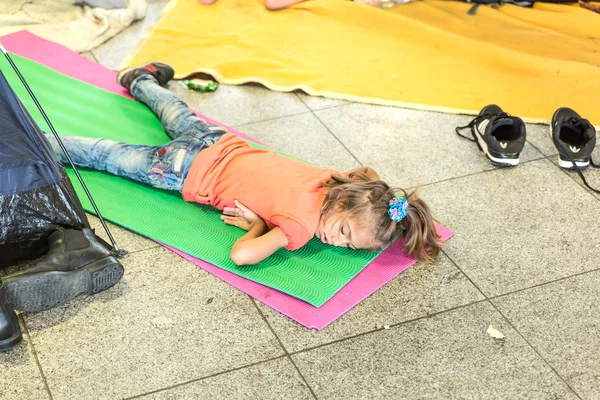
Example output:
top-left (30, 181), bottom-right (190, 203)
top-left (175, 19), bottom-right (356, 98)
top-left (388, 197), bottom-right (409, 222)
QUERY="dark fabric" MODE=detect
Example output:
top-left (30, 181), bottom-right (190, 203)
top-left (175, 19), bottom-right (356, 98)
top-left (0, 69), bottom-right (61, 195)
top-left (0, 69), bottom-right (89, 268)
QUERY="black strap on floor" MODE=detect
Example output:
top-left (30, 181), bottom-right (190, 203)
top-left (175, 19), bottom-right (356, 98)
top-left (559, 142), bottom-right (600, 194)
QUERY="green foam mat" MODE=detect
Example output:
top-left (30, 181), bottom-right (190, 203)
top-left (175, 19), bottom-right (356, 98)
top-left (2, 54), bottom-right (385, 307)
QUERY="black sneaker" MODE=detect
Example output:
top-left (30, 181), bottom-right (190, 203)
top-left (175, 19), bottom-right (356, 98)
top-left (117, 62), bottom-right (175, 90)
top-left (550, 107), bottom-right (600, 194)
top-left (456, 105), bottom-right (526, 167)
top-left (551, 107), bottom-right (596, 170)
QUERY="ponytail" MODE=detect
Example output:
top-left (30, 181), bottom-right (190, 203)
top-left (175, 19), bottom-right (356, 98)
top-left (400, 189), bottom-right (443, 264)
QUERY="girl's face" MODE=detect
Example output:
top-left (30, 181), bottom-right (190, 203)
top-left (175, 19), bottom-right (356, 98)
top-left (315, 211), bottom-right (373, 250)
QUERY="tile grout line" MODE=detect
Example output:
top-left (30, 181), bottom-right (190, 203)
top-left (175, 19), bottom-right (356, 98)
top-left (488, 302), bottom-right (584, 399)
top-left (309, 109), bottom-right (364, 166)
top-left (488, 265), bottom-right (600, 302)
top-left (249, 297), bottom-right (319, 400)
top-left (293, 92), bottom-right (305, 105)
top-left (415, 157), bottom-right (543, 190)
top-left (416, 146), bottom-right (596, 191)
top-left (87, 51), bottom-right (100, 64)
top-left (440, 249), bottom-right (487, 299)
top-left (524, 136), bottom-right (548, 160)
top-left (231, 99), bottom-right (350, 133)
top-left (287, 299), bottom-right (489, 357)
top-left (19, 314), bottom-right (54, 400)
top-left (294, 92), bottom-right (349, 112)
top-left (123, 354), bottom-right (289, 399)
top-left (232, 110), bottom-right (313, 129)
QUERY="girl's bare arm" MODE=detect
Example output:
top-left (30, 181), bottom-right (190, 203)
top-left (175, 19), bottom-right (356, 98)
top-left (230, 222), bottom-right (289, 265)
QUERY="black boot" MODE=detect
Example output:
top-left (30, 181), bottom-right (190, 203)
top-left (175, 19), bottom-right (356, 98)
top-left (0, 282), bottom-right (22, 352)
top-left (2, 228), bottom-right (124, 313)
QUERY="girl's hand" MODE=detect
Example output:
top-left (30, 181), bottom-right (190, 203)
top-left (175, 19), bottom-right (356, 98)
top-left (221, 200), bottom-right (262, 231)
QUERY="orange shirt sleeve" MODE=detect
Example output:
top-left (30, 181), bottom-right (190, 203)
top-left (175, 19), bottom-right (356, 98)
top-left (270, 214), bottom-right (313, 250)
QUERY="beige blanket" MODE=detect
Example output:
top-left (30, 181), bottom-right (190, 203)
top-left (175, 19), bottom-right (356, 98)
top-left (0, 0), bottom-right (147, 53)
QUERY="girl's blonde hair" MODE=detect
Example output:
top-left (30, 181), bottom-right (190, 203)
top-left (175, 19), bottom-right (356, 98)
top-left (321, 172), bottom-right (442, 264)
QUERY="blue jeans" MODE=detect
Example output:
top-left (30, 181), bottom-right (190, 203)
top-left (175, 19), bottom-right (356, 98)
top-left (46, 75), bottom-right (226, 192)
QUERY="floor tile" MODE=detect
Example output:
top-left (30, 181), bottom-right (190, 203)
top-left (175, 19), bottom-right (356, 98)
top-left (168, 82), bottom-right (309, 127)
top-left (525, 122), bottom-right (558, 157)
top-left (0, 323), bottom-right (48, 400)
top-left (23, 247), bottom-right (282, 400)
top-left (292, 302), bottom-right (577, 400)
top-left (420, 159), bottom-right (600, 297)
top-left (257, 253), bottom-right (484, 352)
top-left (494, 270), bottom-right (600, 399)
top-left (92, 0), bottom-right (171, 70)
top-left (138, 357), bottom-right (313, 400)
top-left (315, 104), bottom-right (544, 188)
top-left (86, 213), bottom-right (160, 254)
top-left (235, 112), bottom-right (359, 171)
top-left (296, 92), bottom-right (347, 111)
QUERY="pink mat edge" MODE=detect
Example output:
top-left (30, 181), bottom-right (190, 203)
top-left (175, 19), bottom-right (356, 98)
top-left (2, 31), bottom-right (454, 330)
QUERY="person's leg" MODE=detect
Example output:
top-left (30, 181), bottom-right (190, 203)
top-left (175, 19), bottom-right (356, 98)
top-left (129, 74), bottom-right (217, 141)
top-left (119, 63), bottom-right (225, 146)
top-left (46, 133), bottom-right (191, 192)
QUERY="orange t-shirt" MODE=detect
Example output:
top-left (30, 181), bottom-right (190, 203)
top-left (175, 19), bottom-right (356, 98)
top-left (181, 134), bottom-right (337, 250)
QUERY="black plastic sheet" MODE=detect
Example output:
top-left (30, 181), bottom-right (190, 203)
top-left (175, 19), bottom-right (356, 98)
top-left (0, 68), bottom-right (89, 267)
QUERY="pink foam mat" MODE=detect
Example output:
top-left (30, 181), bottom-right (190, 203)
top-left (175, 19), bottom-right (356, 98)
top-left (1, 31), bottom-right (454, 329)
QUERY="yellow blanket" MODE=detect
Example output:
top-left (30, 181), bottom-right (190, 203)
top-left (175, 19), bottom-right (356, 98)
top-left (125, 0), bottom-right (600, 124)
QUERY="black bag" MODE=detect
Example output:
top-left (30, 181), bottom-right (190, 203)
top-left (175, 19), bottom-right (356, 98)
top-left (0, 68), bottom-right (89, 268)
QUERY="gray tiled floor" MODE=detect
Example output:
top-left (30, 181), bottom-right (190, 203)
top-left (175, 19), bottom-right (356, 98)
top-left (292, 302), bottom-right (579, 400)
top-left (257, 254), bottom-right (485, 352)
top-left (140, 358), bottom-right (314, 399)
top-left (494, 270), bottom-right (600, 399)
top-left (0, 325), bottom-right (47, 400)
top-left (23, 247), bottom-right (283, 399)
top-left (2, 2), bottom-right (600, 399)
